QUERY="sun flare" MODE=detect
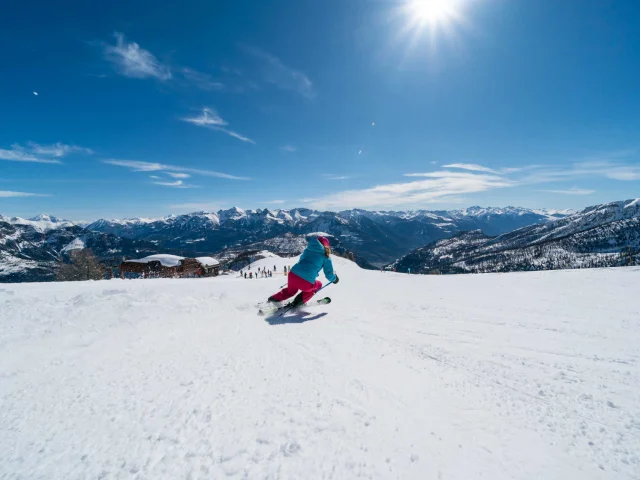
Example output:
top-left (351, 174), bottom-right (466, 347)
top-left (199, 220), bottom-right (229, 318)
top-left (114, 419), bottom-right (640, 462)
top-left (408, 0), bottom-right (458, 25)
top-left (394, 0), bottom-right (467, 53)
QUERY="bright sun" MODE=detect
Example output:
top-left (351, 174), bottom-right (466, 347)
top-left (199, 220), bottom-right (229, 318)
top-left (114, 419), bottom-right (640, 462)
top-left (392, 0), bottom-right (468, 55)
top-left (408, 0), bottom-right (458, 25)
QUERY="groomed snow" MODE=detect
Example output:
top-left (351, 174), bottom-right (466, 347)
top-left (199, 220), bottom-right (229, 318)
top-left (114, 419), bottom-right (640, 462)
top-left (1, 259), bottom-right (639, 479)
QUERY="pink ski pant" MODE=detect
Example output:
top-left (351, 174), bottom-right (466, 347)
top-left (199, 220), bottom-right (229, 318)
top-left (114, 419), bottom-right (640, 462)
top-left (271, 271), bottom-right (322, 304)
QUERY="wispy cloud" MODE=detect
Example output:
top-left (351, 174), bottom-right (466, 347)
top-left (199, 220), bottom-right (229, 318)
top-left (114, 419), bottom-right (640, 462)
top-left (0, 190), bottom-right (49, 197)
top-left (166, 172), bottom-right (191, 179)
top-left (441, 163), bottom-right (526, 175)
top-left (104, 159), bottom-right (250, 180)
top-left (308, 170), bottom-right (513, 210)
top-left (603, 167), bottom-right (640, 181)
top-left (149, 175), bottom-right (161, 179)
top-left (0, 142), bottom-right (92, 164)
top-left (521, 160), bottom-right (640, 183)
top-left (99, 33), bottom-right (237, 93)
top-left (281, 145), bottom-right (297, 153)
top-left (181, 107), bottom-right (255, 143)
top-left (27, 142), bottom-right (93, 157)
top-left (0, 147), bottom-right (59, 164)
top-left (244, 46), bottom-right (315, 99)
top-left (152, 180), bottom-right (198, 189)
top-left (180, 67), bottom-right (224, 91)
top-left (181, 107), bottom-right (228, 127)
top-left (265, 199), bottom-right (286, 204)
top-left (309, 153), bottom-right (640, 210)
top-left (540, 187), bottom-right (595, 195)
top-left (441, 163), bottom-right (499, 174)
top-left (323, 174), bottom-right (351, 181)
top-left (220, 129), bottom-right (255, 144)
top-left (102, 32), bottom-right (171, 80)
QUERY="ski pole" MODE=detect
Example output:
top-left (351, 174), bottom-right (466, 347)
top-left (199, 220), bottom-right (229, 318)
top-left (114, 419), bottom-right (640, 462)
top-left (279, 281), bottom-right (334, 317)
top-left (316, 280), bottom-right (334, 293)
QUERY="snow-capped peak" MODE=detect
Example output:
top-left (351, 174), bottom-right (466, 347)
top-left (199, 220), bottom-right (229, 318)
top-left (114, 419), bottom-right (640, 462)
top-left (217, 207), bottom-right (246, 221)
top-left (5, 214), bottom-right (75, 232)
top-left (28, 213), bottom-right (65, 223)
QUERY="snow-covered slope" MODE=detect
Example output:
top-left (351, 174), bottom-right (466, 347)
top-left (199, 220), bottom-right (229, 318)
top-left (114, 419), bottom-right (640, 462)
top-left (2, 257), bottom-right (639, 479)
top-left (394, 198), bottom-right (640, 274)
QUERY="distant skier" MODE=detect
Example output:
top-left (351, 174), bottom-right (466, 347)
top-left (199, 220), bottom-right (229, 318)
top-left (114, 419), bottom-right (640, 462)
top-left (267, 236), bottom-right (339, 307)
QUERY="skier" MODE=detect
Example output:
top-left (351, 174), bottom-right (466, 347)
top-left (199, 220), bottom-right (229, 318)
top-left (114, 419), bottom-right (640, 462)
top-left (267, 236), bottom-right (339, 307)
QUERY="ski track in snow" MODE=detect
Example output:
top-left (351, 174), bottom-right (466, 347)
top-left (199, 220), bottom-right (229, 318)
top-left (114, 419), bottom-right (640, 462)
top-left (1, 258), bottom-right (640, 479)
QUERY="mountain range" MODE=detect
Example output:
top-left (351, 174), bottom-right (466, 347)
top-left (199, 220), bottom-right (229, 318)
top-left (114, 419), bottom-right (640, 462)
top-left (0, 205), bottom-right (592, 283)
top-left (84, 206), bottom-right (568, 266)
top-left (0, 219), bottom-right (159, 283)
top-left (392, 199), bottom-right (640, 274)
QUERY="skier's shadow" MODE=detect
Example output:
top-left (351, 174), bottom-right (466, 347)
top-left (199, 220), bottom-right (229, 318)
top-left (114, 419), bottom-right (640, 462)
top-left (265, 311), bottom-right (328, 325)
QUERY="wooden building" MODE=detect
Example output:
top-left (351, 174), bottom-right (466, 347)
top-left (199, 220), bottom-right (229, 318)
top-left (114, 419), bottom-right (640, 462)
top-left (120, 254), bottom-right (219, 279)
top-left (195, 257), bottom-right (220, 277)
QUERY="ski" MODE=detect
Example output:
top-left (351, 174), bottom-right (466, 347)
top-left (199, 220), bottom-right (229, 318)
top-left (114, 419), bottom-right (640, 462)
top-left (258, 297), bottom-right (331, 316)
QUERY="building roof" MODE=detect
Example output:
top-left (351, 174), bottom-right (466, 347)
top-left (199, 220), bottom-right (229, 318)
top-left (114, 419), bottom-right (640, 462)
top-left (196, 256), bottom-right (219, 266)
top-left (127, 254), bottom-right (184, 267)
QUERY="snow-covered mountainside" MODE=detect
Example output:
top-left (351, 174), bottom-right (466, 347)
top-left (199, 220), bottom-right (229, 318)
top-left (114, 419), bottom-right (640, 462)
top-left (0, 220), bottom-right (160, 282)
top-left (0, 213), bottom-right (75, 232)
top-left (394, 199), bottom-right (640, 274)
top-left (86, 206), bottom-right (564, 265)
top-left (2, 256), bottom-right (639, 479)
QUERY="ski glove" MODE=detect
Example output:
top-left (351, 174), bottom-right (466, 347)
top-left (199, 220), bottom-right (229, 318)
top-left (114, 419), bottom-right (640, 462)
top-left (332, 274), bottom-right (339, 284)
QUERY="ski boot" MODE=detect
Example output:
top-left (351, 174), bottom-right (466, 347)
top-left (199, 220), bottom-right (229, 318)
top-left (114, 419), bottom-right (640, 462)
top-left (289, 292), bottom-right (305, 308)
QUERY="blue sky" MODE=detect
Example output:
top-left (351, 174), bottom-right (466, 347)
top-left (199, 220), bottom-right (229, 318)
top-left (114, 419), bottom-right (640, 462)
top-left (1, 0), bottom-right (639, 220)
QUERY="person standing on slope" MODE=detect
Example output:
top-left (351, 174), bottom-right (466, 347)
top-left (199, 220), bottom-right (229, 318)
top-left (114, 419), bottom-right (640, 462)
top-left (268, 236), bottom-right (339, 307)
